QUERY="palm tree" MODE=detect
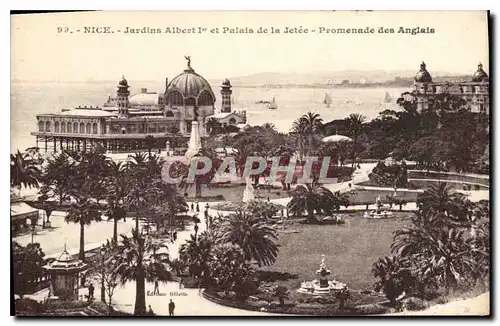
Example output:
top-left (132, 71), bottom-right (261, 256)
top-left (206, 118), bottom-right (222, 136)
top-left (291, 112), bottom-right (323, 159)
top-left (287, 182), bottom-right (336, 223)
top-left (65, 197), bottom-right (102, 261)
top-left (417, 183), bottom-right (470, 222)
top-left (11, 149), bottom-right (41, 192)
top-left (345, 113), bottom-right (366, 168)
top-left (391, 210), bottom-right (477, 289)
top-left (177, 148), bottom-right (220, 199)
top-left (178, 232), bottom-right (214, 280)
top-left (115, 229), bottom-right (172, 316)
top-left (262, 122), bottom-right (278, 134)
top-left (104, 161), bottom-right (128, 243)
top-left (219, 210), bottom-right (278, 267)
top-left (372, 255), bottom-right (410, 306)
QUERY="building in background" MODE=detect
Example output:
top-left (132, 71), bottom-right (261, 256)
top-left (31, 58), bottom-right (246, 154)
top-left (414, 62), bottom-right (489, 114)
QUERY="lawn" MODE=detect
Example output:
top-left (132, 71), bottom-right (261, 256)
top-left (257, 212), bottom-right (411, 296)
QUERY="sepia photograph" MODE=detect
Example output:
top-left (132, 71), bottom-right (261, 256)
top-left (10, 10), bottom-right (490, 317)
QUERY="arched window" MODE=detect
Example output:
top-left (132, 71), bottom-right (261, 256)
top-left (66, 122), bottom-right (72, 133)
top-left (121, 127), bottom-right (126, 134)
top-left (73, 122), bottom-right (78, 133)
top-left (185, 97), bottom-right (196, 106)
top-left (45, 121), bottom-right (51, 132)
top-left (86, 123), bottom-right (91, 134)
top-left (167, 91), bottom-right (183, 106)
top-left (79, 122), bottom-right (85, 134)
top-left (92, 123), bottom-right (98, 134)
top-left (229, 117), bottom-right (236, 125)
top-left (165, 110), bottom-right (174, 117)
top-left (38, 121), bottom-right (44, 132)
top-left (198, 91), bottom-right (214, 106)
top-left (54, 121), bottom-right (60, 133)
top-left (61, 122), bottom-right (66, 133)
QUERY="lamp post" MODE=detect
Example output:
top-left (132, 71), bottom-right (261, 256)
top-left (100, 245), bottom-right (106, 303)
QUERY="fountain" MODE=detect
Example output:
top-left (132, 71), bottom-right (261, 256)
top-left (363, 195), bottom-right (393, 219)
top-left (242, 176), bottom-right (256, 203)
top-left (297, 254), bottom-right (347, 295)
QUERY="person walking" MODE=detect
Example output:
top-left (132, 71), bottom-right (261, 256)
top-left (148, 305), bottom-right (154, 316)
top-left (88, 283), bottom-right (95, 301)
top-left (168, 299), bottom-right (175, 316)
top-left (173, 231), bottom-right (177, 242)
top-left (196, 202), bottom-right (200, 213)
top-left (154, 279), bottom-right (159, 295)
top-left (190, 203), bottom-right (194, 211)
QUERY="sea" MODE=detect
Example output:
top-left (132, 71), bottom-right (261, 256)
top-left (10, 80), bottom-right (407, 153)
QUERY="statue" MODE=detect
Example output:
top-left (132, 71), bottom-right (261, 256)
top-left (193, 105), bottom-right (199, 121)
top-left (185, 55), bottom-right (191, 69)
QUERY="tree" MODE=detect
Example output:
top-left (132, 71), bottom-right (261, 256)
top-left (417, 183), bottom-right (472, 223)
top-left (273, 285), bottom-right (290, 308)
top-left (287, 182), bottom-right (336, 223)
top-left (179, 232), bottom-right (214, 281)
top-left (208, 243), bottom-right (259, 302)
top-left (345, 113), bottom-right (366, 168)
top-left (104, 161), bottom-right (128, 243)
top-left (176, 148), bottom-right (220, 199)
top-left (65, 197), bottom-right (102, 261)
top-left (39, 152), bottom-right (74, 205)
top-left (245, 200), bottom-right (282, 220)
top-left (11, 149), bottom-right (41, 191)
top-left (115, 229), bottom-right (173, 316)
top-left (12, 242), bottom-right (46, 298)
top-left (291, 112), bottom-right (324, 159)
top-left (372, 255), bottom-right (411, 306)
top-left (392, 210), bottom-right (478, 289)
top-left (219, 210), bottom-right (279, 267)
top-left (369, 161), bottom-right (408, 197)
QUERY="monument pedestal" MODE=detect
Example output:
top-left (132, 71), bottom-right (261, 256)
top-left (185, 121), bottom-right (202, 159)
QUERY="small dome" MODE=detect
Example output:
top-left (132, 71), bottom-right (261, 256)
top-left (118, 75), bottom-right (129, 87)
top-left (222, 78), bottom-right (231, 86)
top-left (415, 62), bottom-right (432, 83)
top-left (472, 63), bottom-right (488, 82)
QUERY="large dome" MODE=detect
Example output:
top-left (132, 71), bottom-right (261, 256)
top-left (165, 64), bottom-right (215, 107)
top-left (415, 61), bottom-right (432, 83)
top-left (472, 63), bottom-right (488, 82)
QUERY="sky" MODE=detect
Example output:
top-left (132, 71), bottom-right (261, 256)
top-left (11, 11), bottom-right (490, 82)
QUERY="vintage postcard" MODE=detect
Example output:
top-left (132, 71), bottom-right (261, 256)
top-left (10, 11), bottom-right (490, 317)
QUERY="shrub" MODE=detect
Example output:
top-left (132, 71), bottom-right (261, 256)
top-left (401, 297), bottom-right (428, 311)
top-left (15, 298), bottom-right (45, 313)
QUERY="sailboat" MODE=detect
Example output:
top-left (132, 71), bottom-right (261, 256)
top-left (383, 91), bottom-right (393, 103)
top-left (323, 93), bottom-right (332, 108)
top-left (268, 97), bottom-right (278, 110)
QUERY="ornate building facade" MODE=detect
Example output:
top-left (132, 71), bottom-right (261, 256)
top-left (32, 58), bottom-right (247, 154)
top-left (414, 62), bottom-right (490, 114)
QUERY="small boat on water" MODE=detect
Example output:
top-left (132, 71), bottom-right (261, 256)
top-left (323, 93), bottom-right (332, 108)
top-left (255, 100), bottom-right (271, 104)
top-left (268, 97), bottom-right (278, 110)
top-left (355, 100), bottom-right (363, 106)
top-left (382, 91), bottom-right (393, 103)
